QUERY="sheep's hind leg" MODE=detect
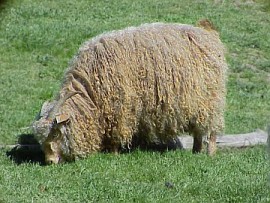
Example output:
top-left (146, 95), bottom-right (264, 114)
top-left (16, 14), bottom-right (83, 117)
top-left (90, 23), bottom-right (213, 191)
top-left (206, 132), bottom-right (216, 156)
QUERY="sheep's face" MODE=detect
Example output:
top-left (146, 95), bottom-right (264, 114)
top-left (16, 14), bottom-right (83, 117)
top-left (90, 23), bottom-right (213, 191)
top-left (42, 123), bottom-right (68, 164)
top-left (33, 115), bottom-right (71, 164)
top-left (33, 101), bottom-right (71, 164)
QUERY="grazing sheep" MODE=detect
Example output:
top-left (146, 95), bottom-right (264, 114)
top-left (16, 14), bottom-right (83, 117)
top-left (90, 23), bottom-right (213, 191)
top-left (32, 20), bottom-right (227, 164)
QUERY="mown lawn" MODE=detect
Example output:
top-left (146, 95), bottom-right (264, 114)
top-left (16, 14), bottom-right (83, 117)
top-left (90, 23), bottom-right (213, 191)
top-left (0, 146), bottom-right (269, 202)
top-left (0, 0), bottom-right (269, 202)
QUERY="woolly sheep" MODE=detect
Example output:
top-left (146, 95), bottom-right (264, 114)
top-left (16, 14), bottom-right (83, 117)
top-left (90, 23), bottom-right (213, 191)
top-left (32, 20), bottom-right (227, 164)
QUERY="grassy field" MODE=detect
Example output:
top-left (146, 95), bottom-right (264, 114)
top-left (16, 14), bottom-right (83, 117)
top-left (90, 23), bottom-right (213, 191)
top-left (0, 0), bottom-right (269, 202)
top-left (0, 146), bottom-right (269, 202)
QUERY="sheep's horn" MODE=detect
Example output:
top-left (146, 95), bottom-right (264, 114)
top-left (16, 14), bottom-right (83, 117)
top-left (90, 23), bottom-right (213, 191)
top-left (47, 91), bottom-right (81, 120)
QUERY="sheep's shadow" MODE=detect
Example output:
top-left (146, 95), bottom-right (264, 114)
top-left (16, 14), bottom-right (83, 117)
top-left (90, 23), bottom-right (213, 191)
top-left (0, 0), bottom-right (8, 11)
top-left (128, 136), bottom-right (183, 153)
top-left (6, 134), bottom-right (45, 165)
top-left (6, 134), bottom-right (183, 165)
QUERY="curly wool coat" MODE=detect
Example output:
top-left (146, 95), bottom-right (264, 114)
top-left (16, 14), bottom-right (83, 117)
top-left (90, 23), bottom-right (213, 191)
top-left (33, 20), bottom-right (227, 163)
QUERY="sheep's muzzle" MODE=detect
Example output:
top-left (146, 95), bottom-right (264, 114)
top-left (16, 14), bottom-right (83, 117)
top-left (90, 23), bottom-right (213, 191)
top-left (45, 154), bottom-right (60, 165)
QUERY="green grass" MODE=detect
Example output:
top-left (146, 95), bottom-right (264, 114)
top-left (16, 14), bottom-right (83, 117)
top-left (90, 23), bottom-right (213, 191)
top-left (0, 0), bottom-right (269, 202)
top-left (1, 146), bottom-right (269, 202)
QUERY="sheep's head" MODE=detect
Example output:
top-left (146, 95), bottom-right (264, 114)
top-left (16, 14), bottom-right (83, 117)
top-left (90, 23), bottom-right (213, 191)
top-left (33, 113), bottom-right (71, 164)
top-left (32, 92), bottom-right (78, 165)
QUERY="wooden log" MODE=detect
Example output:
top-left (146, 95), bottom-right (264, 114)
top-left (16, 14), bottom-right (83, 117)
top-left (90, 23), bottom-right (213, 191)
top-left (178, 129), bottom-right (268, 149)
top-left (0, 144), bottom-right (40, 150)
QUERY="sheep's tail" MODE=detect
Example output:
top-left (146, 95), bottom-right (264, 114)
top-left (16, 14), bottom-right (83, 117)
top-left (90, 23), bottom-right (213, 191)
top-left (197, 19), bottom-right (217, 31)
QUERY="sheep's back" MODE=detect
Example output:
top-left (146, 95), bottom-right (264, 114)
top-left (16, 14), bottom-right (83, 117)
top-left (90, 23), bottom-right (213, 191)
top-left (63, 23), bottom-right (227, 148)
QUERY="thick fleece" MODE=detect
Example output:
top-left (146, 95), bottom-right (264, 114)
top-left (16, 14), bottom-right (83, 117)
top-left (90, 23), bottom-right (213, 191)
top-left (33, 20), bottom-right (227, 163)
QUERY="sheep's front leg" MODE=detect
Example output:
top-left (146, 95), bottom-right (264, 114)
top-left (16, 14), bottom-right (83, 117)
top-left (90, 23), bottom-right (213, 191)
top-left (206, 132), bottom-right (216, 156)
top-left (192, 132), bottom-right (203, 153)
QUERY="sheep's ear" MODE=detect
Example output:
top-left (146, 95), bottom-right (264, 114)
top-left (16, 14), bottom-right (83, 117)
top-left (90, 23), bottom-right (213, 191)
top-left (55, 114), bottom-right (70, 124)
